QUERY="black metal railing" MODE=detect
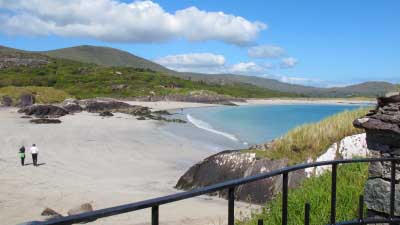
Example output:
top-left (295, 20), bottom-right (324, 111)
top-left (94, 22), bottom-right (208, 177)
top-left (24, 157), bottom-right (399, 225)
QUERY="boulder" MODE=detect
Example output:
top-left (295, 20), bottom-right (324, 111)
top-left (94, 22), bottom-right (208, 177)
top-left (41, 207), bottom-right (63, 220)
top-left (18, 105), bottom-right (69, 118)
top-left (364, 178), bottom-right (400, 216)
top-left (1, 96), bottom-right (13, 106)
top-left (99, 111), bottom-right (113, 117)
top-left (30, 118), bottom-right (62, 124)
top-left (19, 94), bottom-right (35, 107)
top-left (67, 203), bottom-right (93, 216)
top-left (62, 99), bottom-right (82, 113)
top-left (176, 150), bottom-right (305, 204)
top-left (84, 100), bottom-right (132, 113)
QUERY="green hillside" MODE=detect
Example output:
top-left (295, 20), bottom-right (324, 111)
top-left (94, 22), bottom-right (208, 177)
top-left (43, 45), bottom-right (171, 73)
top-left (0, 50), bottom-right (297, 100)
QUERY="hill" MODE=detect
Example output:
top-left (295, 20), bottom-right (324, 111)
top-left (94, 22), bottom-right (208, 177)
top-left (0, 48), bottom-right (297, 100)
top-left (1, 45), bottom-right (398, 98)
top-left (42, 45), bottom-right (171, 73)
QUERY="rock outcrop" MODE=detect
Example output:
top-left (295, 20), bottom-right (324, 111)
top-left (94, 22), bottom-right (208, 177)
top-left (62, 99), bottom-right (83, 113)
top-left (354, 93), bottom-right (400, 218)
top-left (18, 105), bottom-right (69, 118)
top-left (176, 150), bottom-right (305, 204)
top-left (19, 94), bottom-right (35, 107)
top-left (135, 90), bottom-right (243, 105)
top-left (1, 96), bottom-right (13, 106)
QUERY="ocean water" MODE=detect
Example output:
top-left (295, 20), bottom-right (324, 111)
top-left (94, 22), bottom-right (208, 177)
top-left (163, 104), bottom-right (366, 151)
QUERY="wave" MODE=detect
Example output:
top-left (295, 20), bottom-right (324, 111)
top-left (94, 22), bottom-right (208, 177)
top-left (186, 114), bottom-right (239, 142)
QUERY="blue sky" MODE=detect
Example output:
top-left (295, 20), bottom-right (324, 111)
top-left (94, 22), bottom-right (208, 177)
top-left (0, 0), bottom-right (399, 87)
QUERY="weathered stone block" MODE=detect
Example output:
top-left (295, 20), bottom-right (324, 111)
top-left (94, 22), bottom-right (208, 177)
top-left (364, 178), bottom-right (400, 216)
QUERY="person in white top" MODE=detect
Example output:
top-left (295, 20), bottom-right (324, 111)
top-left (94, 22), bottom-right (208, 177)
top-left (30, 144), bottom-right (39, 166)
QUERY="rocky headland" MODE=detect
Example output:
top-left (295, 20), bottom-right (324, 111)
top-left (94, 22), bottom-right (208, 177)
top-left (353, 93), bottom-right (400, 219)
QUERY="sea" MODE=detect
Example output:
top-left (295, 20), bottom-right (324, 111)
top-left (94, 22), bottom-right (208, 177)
top-left (162, 104), bottom-right (369, 152)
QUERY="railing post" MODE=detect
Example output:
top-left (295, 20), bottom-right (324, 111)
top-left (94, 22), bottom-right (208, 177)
top-left (152, 205), bottom-right (159, 225)
top-left (330, 163), bottom-right (337, 225)
top-left (282, 172), bottom-right (289, 225)
top-left (304, 202), bottom-right (310, 225)
top-left (228, 187), bottom-right (235, 225)
top-left (358, 195), bottom-right (364, 224)
top-left (390, 159), bottom-right (396, 224)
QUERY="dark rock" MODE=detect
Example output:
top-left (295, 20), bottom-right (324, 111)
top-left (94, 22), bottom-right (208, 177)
top-left (137, 116), bottom-right (146, 120)
top-left (62, 99), bottom-right (83, 113)
top-left (30, 118), bottom-right (62, 124)
top-left (153, 110), bottom-right (172, 115)
top-left (84, 100), bottom-right (132, 113)
top-left (1, 96), bottom-right (13, 106)
top-left (377, 95), bottom-right (400, 108)
top-left (99, 111), bottom-right (113, 117)
top-left (176, 150), bottom-right (305, 204)
top-left (20, 116), bottom-right (32, 119)
top-left (19, 94), bottom-right (35, 107)
top-left (41, 207), bottom-right (63, 220)
top-left (19, 105), bottom-right (69, 118)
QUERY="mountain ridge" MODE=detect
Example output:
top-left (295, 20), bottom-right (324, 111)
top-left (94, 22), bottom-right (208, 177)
top-left (1, 45), bottom-right (398, 97)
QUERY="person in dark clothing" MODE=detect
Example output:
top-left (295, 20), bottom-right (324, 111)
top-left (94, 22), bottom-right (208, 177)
top-left (19, 146), bottom-right (26, 166)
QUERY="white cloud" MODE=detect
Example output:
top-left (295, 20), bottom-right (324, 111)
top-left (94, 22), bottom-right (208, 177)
top-left (280, 57), bottom-right (298, 68)
top-left (155, 53), bottom-right (269, 75)
top-left (155, 53), bottom-right (225, 72)
top-left (0, 0), bottom-right (266, 45)
top-left (227, 62), bottom-right (265, 74)
top-left (248, 45), bottom-right (285, 58)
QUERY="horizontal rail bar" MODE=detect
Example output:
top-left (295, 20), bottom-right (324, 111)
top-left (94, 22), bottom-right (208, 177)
top-left (335, 217), bottom-right (400, 225)
top-left (32, 157), bottom-right (400, 225)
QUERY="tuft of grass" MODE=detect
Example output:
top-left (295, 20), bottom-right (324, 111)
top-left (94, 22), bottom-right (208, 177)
top-left (0, 86), bottom-right (70, 104)
top-left (238, 162), bottom-right (369, 225)
top-left (244, 108), bottom-right (371, 164)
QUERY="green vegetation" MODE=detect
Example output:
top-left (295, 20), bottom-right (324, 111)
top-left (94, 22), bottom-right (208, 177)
top-left (238, 162), bottom-right (368, 225)
top-left (244, 108), bottom-right (371, 164)
top-left (0, 57), bottom-right (299, 100)
top-left (0, 86), bottom-right (70, 104)
top-left (43, 45), bottom-right (170, 72)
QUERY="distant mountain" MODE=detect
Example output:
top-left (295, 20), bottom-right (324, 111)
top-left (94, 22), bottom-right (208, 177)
top-left (1, 45), bottom-right (398, 97)
top-left (42, 45), bottom-right (171, 73)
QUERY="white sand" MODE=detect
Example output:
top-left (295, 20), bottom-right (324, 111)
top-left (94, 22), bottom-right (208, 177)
top-left (0, 105), bottom-right (254, 225)
top-left (235, 98), bottom-right (375, 106)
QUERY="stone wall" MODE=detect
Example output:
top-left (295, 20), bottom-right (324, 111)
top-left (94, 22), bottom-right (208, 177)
top-left (353, 93), bottom-right (400, 219)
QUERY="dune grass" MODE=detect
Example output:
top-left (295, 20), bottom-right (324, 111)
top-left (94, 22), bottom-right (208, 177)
top-left (244, 107), bottom-right (372, 164)
top-left (238, 162), bottom-right (368, 225)
top-left (0, 86), bottom-right (70, 104)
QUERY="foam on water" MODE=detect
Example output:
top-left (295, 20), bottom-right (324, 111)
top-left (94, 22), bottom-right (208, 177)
top-left (186, 114), bottom-right (240, 142)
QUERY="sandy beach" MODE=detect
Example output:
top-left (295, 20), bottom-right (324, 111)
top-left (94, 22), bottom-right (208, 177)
top-left (0, 99), bottom-right (372, 225)
top-left (0, 102), bottom-right (254, 225)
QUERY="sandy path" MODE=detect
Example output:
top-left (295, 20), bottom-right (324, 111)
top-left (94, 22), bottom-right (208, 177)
top-left (0, 107), bottom-right (254, 225)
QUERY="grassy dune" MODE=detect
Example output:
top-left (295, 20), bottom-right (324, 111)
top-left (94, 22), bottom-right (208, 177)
top-left (238, 162), bottom-right (368, 225)
top-left (0, 86), bottom-right (70, 104)
top-left (245, 107), bottom-right (371, 164)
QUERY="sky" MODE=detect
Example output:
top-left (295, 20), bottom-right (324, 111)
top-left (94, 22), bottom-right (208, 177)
top-left (0, 0), bottom-right (399, 87)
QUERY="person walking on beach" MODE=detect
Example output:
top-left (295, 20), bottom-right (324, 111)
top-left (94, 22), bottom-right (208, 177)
top-left (19, 146), bottom-right (26, 166)
top-left (30, 144), bottom-right (39, 166)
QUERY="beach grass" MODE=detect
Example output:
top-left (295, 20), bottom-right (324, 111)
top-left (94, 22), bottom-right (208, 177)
top-left (0, 86), bottom-right (70, 104)
top-left (244, 107), bottom-right (372, 164)
top-left (237, 162), bottom-right (368, 225)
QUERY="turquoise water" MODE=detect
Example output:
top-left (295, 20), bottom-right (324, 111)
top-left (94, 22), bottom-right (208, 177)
top-left (167, 104), bottom-right (365, 149)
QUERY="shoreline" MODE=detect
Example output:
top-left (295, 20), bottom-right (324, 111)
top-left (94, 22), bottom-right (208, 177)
top-left (124, 98), bottom-right (375, 112)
